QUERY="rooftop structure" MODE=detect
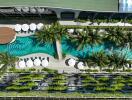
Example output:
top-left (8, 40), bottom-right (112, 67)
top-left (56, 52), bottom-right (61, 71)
top-left (0, 0), bottom-right (118, 12)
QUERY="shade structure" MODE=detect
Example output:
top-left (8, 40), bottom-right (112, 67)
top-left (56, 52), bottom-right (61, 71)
top-left (127, 63), bottom-right (130, 68)
top-left (68, 58), bottom-right (76, 67)
top-left (37, 8), bottom-right (45, 13)
top-left (22, 7), bottom-right (29, 13)
top-left (30, 7), bottom-right (36, 13)
top-left (22, 24), bottom-right (29, 31)
top-left (30, 23), bottom-right (37, 31)
top-left (37, 23), bottom-right (44, 30)
top-left (15, 7), bottom-right (22, 12)
top-left (42, 59), bottom-right (49, 67)
top-left (34, 58), bottom-right (41, 66)
top-left (67, 29), bottom-right (74, 33)
top-left (77, 62), bottom-right (85, 70)
top-left (18, 60), bottom-right (26, 68)
top-left (14, 24), bottom-right (21, 32)
top-left (26, 59), bottom-right (33, 68)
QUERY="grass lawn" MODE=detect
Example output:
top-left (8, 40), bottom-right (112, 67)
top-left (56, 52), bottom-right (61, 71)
top-left (0, 92), bottom-right (131, 98)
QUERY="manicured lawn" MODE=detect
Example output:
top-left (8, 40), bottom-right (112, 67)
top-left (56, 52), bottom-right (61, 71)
top-left (0, 0), bottom-right (118, 12)
top-left (0, 92), bottom-right (131, 98)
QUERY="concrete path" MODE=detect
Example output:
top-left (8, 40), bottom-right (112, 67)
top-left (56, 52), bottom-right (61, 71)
top-left (59, 21), bottom-right (132, 26)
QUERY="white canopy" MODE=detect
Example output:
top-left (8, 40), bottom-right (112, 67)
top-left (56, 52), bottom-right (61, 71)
top-left (34, 58), bottom-right (41, 66)
top-left (68, 58), bottom-right (76, 67)
top-left (67, 29), bottom-right (74, 33)
top-left (15, 7), bottom-right (22, 12)
top-left (30, 7), bottom-right (36, 13)
top-left (22, 24), bottom-right (29, 31)
top-left (42, 59), bottom-right (49, 67)
top-left (37, 8), bottom-right (45, 13)
top-left (14, 24), bottom-right (21, 32)
top-left (18, 60), bottom-right (26, 69)
top-left (30, 23), bottom-right (37, 31)
top-left (127, 63), bottom-right (130, 68)
top-left (22, 7), bottom-right (29, 13)
top-left (77, 62), bottom-right (85, 70)
top-left (26, 59), bottom-right (33, 68)
top-left (37, 23), bottom-right (44, 30)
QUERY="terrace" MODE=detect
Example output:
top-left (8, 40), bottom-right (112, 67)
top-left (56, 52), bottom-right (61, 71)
top-left (0, 0), bottom-right (131, 98)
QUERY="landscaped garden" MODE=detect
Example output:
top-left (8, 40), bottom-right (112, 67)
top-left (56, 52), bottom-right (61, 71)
top-left (0, 22), bottom-right (132, 72)
top-left (0, 67), bottom-right (132, 98)
top-left (0, 22), bottom-right (132, 98)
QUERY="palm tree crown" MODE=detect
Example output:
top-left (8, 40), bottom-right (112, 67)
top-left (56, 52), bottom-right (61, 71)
top-left (105, 27), bottom-right (125, 47)
top-left (0, 52), bottom-right (18, 73)
top-left (35, 22), bottom-right (66, 44)
top-left (68, 27), bottom-right (102, 50)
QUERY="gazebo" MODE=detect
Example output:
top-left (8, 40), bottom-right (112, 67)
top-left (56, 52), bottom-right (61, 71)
top-left (0, 27), bottom-right (16, 44)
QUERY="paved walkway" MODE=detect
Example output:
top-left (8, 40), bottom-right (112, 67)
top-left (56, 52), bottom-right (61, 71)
top-left (59, 21), bottom-right (132, 26)
top-left (16, 53), bottom-right (81, 74)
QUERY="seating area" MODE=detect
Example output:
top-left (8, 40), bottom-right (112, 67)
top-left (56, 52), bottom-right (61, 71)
top-left (66, 58), bottom-right (86, 70)
top-left (14, 23), bottom-right (44, 34)
top-left (17, 57), bottom-right (49, 69)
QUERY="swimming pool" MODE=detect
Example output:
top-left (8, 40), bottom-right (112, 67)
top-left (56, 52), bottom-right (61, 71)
top-left (62, 37), bottom-right (132, 59)
top-left (0, 36), bottom-right (56, 57)
top-left (0, 36), bottom-right (132, 59)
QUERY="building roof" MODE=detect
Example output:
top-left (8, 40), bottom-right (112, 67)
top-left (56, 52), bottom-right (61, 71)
top-left (0, 0), bottom-right (119, 12)
top-left (0, 27), bottom-right (15, 44)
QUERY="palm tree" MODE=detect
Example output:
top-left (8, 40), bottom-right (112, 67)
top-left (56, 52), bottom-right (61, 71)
top-left (68, 30), bottom-right (90, 50)
top-left (0, 52), bottom-right (18, 73)
top-left (35, 26), bottom-right (54, 44)
top-left (68, 27), bottom-right (102, 50)
top-left (35, 22), bottom-right (67, 60)
top-left (125, 32), bottom-right (132, 49)
top-left (108, 51), bottom-right (131, 71)
top-left (105, 27), bottom-right (126, 47)
top-left (86, 51), bottom-right (109, 71)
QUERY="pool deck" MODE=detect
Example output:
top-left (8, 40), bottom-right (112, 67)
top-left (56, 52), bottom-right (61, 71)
top-left (59, 21), bottom-right (132, 26)
top-left (16, 53), bottom-right (81, 73)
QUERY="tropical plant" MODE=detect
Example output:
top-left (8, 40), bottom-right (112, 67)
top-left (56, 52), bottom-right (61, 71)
top-left (108, 51), bottom-right (131, 71)
top-left (48, 73), bottom-right (67, 92)
top-left (86, 51), bottom-right (109, 71)
top-left (0, 52), bottom-right (18, 73)
top-left (125, 32), bottom-right (132, 49)
top-left (35, 22), bottom-right (67, 59)
top-left (104, 27), bottom-right (126, 47)
top-left (68, 27), bottom-right (102, 50)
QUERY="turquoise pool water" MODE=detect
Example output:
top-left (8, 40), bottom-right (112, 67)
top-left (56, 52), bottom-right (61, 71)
top-left (0, 36), bottom-right (56, 56)
top-left (62, 37), bottom-right (132, 59)
top-left (0, 36), bottom-right (132, 59)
